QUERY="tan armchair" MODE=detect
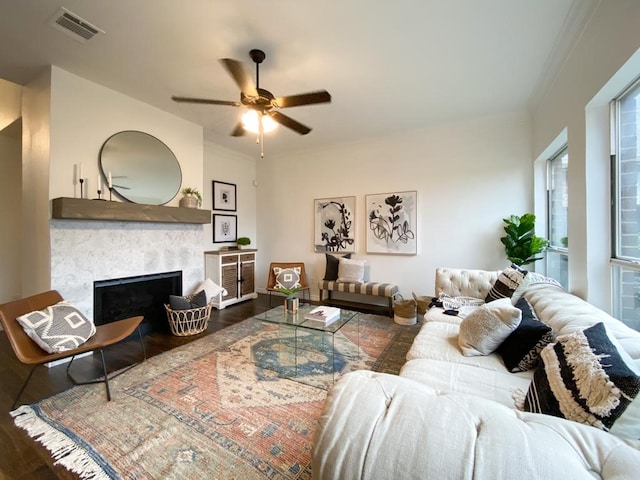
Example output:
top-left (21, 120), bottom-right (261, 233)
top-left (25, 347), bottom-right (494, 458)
top-left (266, 262), bottom-right (311, 307)
top-left (0, 290), bottom-right (145, 409)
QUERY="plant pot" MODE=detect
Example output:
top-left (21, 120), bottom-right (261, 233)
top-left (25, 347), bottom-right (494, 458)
top-left (179, 196), bottom-right (198, 208)
top-left (284, 297), bottom-right (299, 313)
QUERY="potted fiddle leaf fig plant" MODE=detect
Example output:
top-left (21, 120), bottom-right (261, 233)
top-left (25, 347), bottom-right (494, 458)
top-left (179, 187), bottom-right (202, 208)
top-left (500, 213), bottom-right (549, 266)
top-left (278, 286), bottom-right (301, 313)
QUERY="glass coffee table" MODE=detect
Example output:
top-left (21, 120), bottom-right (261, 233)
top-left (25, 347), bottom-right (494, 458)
top-left (251, 304), bottom-right (360, 389)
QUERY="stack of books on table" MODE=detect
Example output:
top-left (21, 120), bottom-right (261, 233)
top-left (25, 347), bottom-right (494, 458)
top-left (304, 306), bottom-right (341, 325)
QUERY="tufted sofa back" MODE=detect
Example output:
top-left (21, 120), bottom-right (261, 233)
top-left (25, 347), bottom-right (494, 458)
top-left (434, 267), bottom-right (499, 299)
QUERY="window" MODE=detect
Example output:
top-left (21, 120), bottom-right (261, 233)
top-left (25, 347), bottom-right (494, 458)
top-left (612, 77), bottom-right (640, 331)
top-left (546, 147), bottom-right (568, 288)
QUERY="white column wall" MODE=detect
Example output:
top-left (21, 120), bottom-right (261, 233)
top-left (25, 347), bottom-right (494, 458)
top-left (531, 0), bottom-right (640, 308)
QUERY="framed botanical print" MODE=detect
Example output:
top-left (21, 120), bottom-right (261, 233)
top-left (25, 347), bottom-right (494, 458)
top-left (212, 180), bottom-right (237, 211)
top-left (365, 191), bottom-right (417, 255)
top-left (314, 196), bottom-right (356, 253)
top-left (213, 214), bottom-right (237, 243)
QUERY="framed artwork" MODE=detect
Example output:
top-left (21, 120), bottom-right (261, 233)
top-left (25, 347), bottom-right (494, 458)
top-left (365, 191), bottom-right (417, 255)
top-left (212, 180), bottom-right (237, 211)
top-left (314, 196), bottom-right (356, 253)
top-left (213, 214), bottom-right (237, 243)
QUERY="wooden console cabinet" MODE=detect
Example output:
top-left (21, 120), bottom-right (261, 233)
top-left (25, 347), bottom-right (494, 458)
top-left (204, 249), bottom-right (257, 309)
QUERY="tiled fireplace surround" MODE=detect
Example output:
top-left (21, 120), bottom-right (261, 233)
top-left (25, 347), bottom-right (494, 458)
top-left (50, 220), bottom-right (205, 321)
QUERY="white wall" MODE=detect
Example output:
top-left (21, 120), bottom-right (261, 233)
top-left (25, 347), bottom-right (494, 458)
top-left (0, 78), bottom-right (21, 131)
top-left (202, 141), bottom-right (257, 253)
top-left (531, 0), bottom-right (640, 309)
top-left (49, 66), bottom-right (203, 203)
top-left (21, 69), bottom-right (52, 297)
top-left (256, 111), bottom-right (532, 298)
top-left (0, 120), bottom-right (22, 303)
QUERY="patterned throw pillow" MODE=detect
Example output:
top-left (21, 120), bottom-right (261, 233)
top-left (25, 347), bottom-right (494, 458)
top-left (273, 267), bottom-right (302, 290)
top-left (485, 264), bottom-right (528, 303)
top-left (323, 253), bottom-right (351, 281)
top-left (17, 301), bottom-right (96, 354)
top-left (524, 322), bottom-right (640, 440)
top-left (496, 297), bottom-right (554, 372)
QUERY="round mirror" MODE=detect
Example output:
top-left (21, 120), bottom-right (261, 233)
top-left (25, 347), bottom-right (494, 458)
top-left (99, 131), bottom-right (182, 205)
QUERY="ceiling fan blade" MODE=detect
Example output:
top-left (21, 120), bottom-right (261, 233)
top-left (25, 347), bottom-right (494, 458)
top-left (230, 122), bottom-right (246, 137)
top-left (219, 58), bottom-right (258, 97)
top-left (172, 96), bottom-right (240, 106)
top-left (275, 90), bottom-right (331, 108)
top-left (270, 111), bottom-right (312, 135)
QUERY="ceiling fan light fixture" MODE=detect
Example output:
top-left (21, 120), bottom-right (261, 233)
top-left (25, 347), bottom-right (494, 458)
top-left (242, 110), bottom-right (278, 134)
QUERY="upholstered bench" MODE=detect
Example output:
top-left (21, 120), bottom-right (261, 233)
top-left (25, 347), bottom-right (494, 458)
top-left (318, 280), bottom-right (399, 317)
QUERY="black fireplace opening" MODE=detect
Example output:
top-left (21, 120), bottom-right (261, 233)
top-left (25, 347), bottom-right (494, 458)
top-left (94, 271), bottom-right (182, 332)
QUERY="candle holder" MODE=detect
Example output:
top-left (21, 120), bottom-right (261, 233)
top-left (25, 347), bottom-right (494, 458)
top-left (96, 188), bottom-right (104, 200)
top-left (79, 178), bottom-right (84, 199)
top-left (108, 187), bottom-right (114, 201)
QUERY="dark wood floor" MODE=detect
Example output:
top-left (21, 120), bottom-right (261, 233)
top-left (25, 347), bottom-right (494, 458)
top-left (0, 293), bottom-right (281, 480)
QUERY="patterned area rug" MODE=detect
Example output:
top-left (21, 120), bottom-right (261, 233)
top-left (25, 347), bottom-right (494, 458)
top-left (12, 313), bottom-right (419, 479)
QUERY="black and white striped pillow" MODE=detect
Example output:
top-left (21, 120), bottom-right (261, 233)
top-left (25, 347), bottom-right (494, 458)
top-left (524, 322), bottom-right (640, 440)
top-left (484, 264), bottom-right (528, 303)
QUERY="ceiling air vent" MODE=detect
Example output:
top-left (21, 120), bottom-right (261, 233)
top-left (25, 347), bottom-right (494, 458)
top-left (49, 7), bottom-right (105, 42)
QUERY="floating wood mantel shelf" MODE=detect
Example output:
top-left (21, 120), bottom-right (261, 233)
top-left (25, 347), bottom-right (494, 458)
top-left (51, 197), bottom-right (211, 224)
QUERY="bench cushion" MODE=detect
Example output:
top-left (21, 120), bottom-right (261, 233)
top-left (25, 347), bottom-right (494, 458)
top-left (318, 281), bottom-right (398, 298)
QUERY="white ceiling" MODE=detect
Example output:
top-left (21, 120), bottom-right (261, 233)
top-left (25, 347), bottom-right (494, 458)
top-left (0, 0), bottom-right (594, 157)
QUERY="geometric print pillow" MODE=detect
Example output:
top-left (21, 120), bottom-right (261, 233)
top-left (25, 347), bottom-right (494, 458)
top-left (523, 322), bottom-right (640, 440)
top-left (17, 301), bottom-right (96, 354)
top-left (273, 267), bottom-right (302, 290)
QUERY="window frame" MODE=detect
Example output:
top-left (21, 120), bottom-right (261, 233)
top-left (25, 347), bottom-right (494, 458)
top-left (610, 75), bottom-right (640, 329)
top-left (545, 146), bottom-right (569, 288)
top-left (611, 76), bottom-right (640, 264)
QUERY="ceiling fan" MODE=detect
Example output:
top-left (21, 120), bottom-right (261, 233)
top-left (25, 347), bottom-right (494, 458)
top-left (172, 49), bottom-right (331, 155)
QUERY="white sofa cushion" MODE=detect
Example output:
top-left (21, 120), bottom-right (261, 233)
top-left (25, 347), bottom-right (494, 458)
top-left (400, 359), bottom-right (531, 408)
top-left (313, 371), bottom-right (640, 480)
top-left (424, 307), bottom-right (466, 324)
top-left (406, 321), bottom-right (524, 372)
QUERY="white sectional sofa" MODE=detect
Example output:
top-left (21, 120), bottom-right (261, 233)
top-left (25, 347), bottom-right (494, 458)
top-left (312, 267), bottom-right (640, 480)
